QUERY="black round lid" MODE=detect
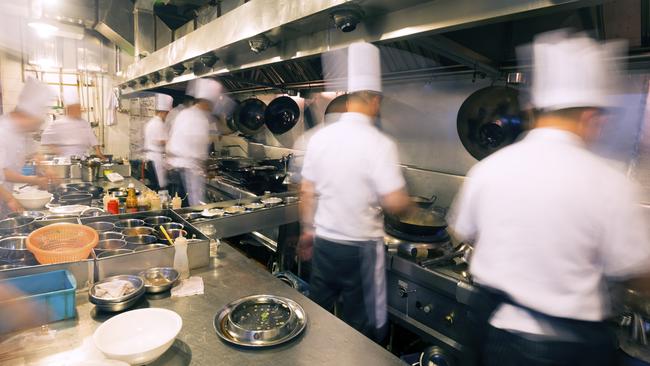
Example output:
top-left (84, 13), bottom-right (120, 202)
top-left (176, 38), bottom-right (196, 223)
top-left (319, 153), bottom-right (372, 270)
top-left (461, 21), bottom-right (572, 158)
top-left (265, 96), bottom-right (300, 135)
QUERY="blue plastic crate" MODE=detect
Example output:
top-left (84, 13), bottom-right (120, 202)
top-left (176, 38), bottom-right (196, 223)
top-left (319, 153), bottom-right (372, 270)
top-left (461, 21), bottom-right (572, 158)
top-left (0, 270), bottom-right (77, 334)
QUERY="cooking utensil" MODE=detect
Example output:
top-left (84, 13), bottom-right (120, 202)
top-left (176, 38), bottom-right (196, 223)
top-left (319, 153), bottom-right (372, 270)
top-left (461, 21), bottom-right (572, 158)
top-left (59, 193), bottom-right (93, 206)
top-left (159, 229), bottom-right (187, 240)
top-left (138, 267), bottom-right (179, 293)
top-left (121, 226), bottom-right (157, 237)
top-left (143, 216), bottom-right (173, 227)
top-left (0, 236), bottom-right (35, 262)
top-left (235, 98), bottom-right (267, 135)
top-left (0, 217), bottom-right (35, 236)
top-left (114, 219), bottom-right (146, 229)
top-left (134, 244), bottom-right (169, 252)
top-left (180, 212), bottom-right (202, 221)
top-left (85, 221), bottom-right (116, 233)
top-left (95, 239), bottom-right (127, 252)
top-left (27, 223), bottom-right (98, 264)
top-left (98, 231), bottom-right (125, 241)
top-left (384, 195), bottom-right (447, 236)
top-left (397, 242), bottom-right (447, 260)
top-left (245, 202), bottom-right (265, 211)
top-left (260, 197), bottom-right (283, 206)
top-left (124, 235), bottom-right (158, 245)
top-left (224, 205), bottom-right (246, 214)
top-left (201, 208), bottom-right (225, 218)
top-left (96, 248), bottom-right (133, 258)
top-left (457, 86), bottom-right (528, 160)
top-left (158, 222), bottom-right (184, 232)
top-left (13, 190), bottom-right (53, 210)
top-left (93, 308), bottom-right (182, 363)
top-left (159, 226), bottom-right (174, 245)
top-left (214, 294), bottom-right (307, 347)
top-left (265, 96), bottom-right (300, 135)
top-left (7, 211), bottom-right (45, 220)
top-left (217, 157), bottom-right (254, 171)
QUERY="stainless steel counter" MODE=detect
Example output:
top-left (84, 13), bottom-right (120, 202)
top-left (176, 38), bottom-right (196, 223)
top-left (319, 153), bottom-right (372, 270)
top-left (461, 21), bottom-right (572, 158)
top-left (2, 243), bottom-right (405, 366)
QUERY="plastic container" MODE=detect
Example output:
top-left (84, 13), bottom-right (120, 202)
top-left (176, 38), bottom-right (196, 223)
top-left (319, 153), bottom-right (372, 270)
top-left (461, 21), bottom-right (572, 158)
top-left (171, 194), bottom-right (182, 210)
top-left (0, 270), bottom-right (77, 334)
top-left (27, 223), bottom-right (98, 264)
top-left (173, 236), bottom-right (189, 280)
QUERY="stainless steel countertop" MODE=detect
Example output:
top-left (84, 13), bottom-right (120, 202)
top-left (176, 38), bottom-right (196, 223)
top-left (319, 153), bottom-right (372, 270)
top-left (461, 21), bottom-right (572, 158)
top-left (3, 243), bottom-right (405, 366)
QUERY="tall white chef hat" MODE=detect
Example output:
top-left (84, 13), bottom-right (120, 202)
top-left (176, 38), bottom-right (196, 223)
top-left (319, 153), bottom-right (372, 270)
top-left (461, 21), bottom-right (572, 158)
top-left (193, 78), bottom-right (223, 104)
top-left (530, 30), bottom-right (625, 111)
top-left (154, 93), bottom-right (173, 111)
top-left (347, 42), bottom-right (382, 94)
top-left (63, 88), bottom-right (80, 106)
top-left (16, 78), bottom-right (54, 119)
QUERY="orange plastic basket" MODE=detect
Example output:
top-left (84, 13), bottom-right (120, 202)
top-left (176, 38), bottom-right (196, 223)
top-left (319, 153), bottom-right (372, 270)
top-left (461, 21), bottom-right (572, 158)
top-left (27, 223), bottom-right (98, 264)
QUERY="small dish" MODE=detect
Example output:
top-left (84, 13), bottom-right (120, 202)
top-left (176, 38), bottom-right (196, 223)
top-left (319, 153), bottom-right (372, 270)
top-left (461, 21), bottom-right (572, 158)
top-left (244, 203), bottom-right (265, 211)
top-left (224, 206), bottom-right (245, 214)
top-left (260, 197), bottom-right (283, 206)
top-left (201, 208), bottom-right (225, 218)
top-left (138, 267), bottom-right (179, 293)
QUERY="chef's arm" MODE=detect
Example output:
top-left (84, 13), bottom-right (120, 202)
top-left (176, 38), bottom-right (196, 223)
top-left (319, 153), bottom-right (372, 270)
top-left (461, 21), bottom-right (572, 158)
top-left (299, 179), bottom-right (316, 233)
top-left (0, 186), bottom-right (22, 212)
top-left (381, 188), bottom-right (411, 216)
top-left (3, 168), bottom-right (48, 187)
top-left (93, 146), bottom-right (106, 160)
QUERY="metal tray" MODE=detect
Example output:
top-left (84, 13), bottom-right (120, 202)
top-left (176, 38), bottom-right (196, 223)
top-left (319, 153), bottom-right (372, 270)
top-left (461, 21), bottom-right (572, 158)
top-left (214, 294), bottom-right (307, 348)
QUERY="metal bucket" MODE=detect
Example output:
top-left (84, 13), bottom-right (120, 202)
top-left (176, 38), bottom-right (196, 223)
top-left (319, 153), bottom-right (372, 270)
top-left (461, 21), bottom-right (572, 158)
top-left (81, 165), bottom-right (100, 182)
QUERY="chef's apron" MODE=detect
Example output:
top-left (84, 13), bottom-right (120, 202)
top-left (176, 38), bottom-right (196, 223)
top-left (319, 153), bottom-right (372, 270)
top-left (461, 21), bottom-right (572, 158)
top-left (310, 237), bottom-right (387, 342)
top-left (145, 151), bottom-right (167, 189)
top-left (466, 285), bottom-right (617, 366)
top-left (181, 168), bottom-right (205, 207)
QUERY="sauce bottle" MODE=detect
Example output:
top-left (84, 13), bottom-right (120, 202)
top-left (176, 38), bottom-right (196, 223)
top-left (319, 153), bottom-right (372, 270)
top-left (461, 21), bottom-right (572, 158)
top-left (126, 183), bottom-right (138, 212)
top-left (102, 193), bottom-right (111, 211)
top-left (107, 196), bottom-right (119, 214)
top-left (171, 193), bottom-right (182, 210)
top-left (150, 193), bottom-right (162, 211)
top-left (173, 235), bottom-right (190, 280)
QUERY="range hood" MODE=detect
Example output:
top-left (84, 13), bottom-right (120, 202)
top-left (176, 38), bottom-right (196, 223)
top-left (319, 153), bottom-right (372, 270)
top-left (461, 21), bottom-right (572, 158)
top-left (120, 0), bottom-right (605, 94)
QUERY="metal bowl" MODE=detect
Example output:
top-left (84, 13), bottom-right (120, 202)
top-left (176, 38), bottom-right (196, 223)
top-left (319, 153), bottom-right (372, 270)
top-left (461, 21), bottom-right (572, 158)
top-left (244, 203), bottom-right (265, 211)
top-left (158, 222), bottom-right (184, 232)
top-left (124, 235), bottom-right (158, 245)
top-left (98, 231), bottom-right (125, 241)
top-left (89, 274), bottom-right (145, 312)
top-left (133, 244), bottom-right (169, 252)
top-left (143, 216), bottom-right (173, 227)
top-left (58, 193), bottom-right (93, 206)
top-left (7, 211), bottom-right (45, 220)
top-left (0, 263), bottom-right (25, 271)
top-left (114, 219), bottom-right (146, 229)
top-left (138, 267), bottom-right (179, 293)
top-left (96, 239), bottom-right (127, 251)
top-left (96, 249), bottom-right (134, 259)
top-left (85, 221), bottom-right (116, 232)
top-left (0, 217), bottom-right (34, 236)
top-left (260, 197), bottom-right (283, 206)
top-left (0, 236), bottom-right (35, 262)
top-left (180, 212), bottom-right (202, 221)
top-left (158, 229), bottom-right (187, 241)
top-left (214, 294), bottom-right (307, 347)
top-left (122, 226), bottom-right (157, 237)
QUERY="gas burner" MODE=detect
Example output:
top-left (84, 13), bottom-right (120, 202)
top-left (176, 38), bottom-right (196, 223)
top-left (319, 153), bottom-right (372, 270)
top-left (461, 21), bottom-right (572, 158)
top-left (384, 224), bottom-right (449, 244)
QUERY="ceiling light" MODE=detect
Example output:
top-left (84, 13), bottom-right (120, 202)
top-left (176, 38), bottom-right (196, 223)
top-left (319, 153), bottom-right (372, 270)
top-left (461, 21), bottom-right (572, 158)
top-left (28, 21), bottom-right (58, 38)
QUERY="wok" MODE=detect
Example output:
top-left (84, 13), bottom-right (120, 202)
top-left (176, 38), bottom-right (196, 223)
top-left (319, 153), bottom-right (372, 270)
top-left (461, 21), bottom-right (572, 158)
top-left (235, 98), bottom-right (266, 135)
top-left (385, 196), bottom-right (447, 236)
top-left (265, 96), bottom-right (300, 135)
top-left (217, 158), bottom-right (254, 171)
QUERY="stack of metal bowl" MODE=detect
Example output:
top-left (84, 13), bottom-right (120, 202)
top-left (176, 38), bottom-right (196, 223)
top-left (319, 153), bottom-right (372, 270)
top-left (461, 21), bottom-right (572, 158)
top-left (122, 226), bottom-right (157, 237)
top-left (124, 235), bottom-right (158, 246)
top-left (85, 221), bottom-right (116, 233)
top-left (0, 217), bottom-right (34, 236)
top-left (138, 267), bottom-right (179, 293)
top-left (0, 236), bottom-right (36, 264)
top-left (89, 275), bottom-right (145, 312)
top-left (114, 219), bottom-right (145, 229)
top-left (143, 216), bottom-right (173, 227)
top-left (96, 249), bottom-right (134, 258)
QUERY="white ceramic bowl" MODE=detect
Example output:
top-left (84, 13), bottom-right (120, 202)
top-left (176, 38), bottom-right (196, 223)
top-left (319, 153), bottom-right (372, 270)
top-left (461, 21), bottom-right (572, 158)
top-left (93, 308), bottom-right (182, 365)
top-left (13, 190), bottom-right (52, 210)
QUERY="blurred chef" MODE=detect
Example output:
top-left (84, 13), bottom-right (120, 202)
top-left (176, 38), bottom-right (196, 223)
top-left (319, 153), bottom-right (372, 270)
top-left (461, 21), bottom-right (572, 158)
top-left (448, 31), bottom-right (650, 366)
top-left (0, 78), bottom-right (54, 211)
top-left (290, 94), bottom-right (348, 184)
top-left (166, 79), bottom-right (196, 132)
top-left (41, 88), bottom-right (105, 159)
top-left (143, 93), bottom-right (173, 190)
top-left (166, 78), bottom-right (222, 206)
top-left (299, 42), bottom-right (410, 341)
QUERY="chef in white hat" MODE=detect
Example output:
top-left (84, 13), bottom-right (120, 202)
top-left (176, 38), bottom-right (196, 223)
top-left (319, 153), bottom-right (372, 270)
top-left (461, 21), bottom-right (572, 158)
top-left (448, 31), bottom-right (650, 365)
top-left (0, 78), bottom-right (55, 212)
top-left (166, 78), bottom-right (222, 206)
top-left (299, 42), bottom-right (410, 341)
top-left (166, 79), bottom-right (197, 133)
top-left (143, 93), bottom-right (173, 190)
top-left (41, 88), bottom-right (106, 159)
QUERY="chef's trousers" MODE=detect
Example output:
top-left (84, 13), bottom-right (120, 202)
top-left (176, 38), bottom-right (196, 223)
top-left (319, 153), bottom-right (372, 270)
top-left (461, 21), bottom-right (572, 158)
top-left (167, 168), bottom-right (205, 207)
top-left (483, 325), bottom-right (617, 366)
top-left (144, 153), bottom-right (167, 190)
top-left (309, 237), bottom-right (387, 342)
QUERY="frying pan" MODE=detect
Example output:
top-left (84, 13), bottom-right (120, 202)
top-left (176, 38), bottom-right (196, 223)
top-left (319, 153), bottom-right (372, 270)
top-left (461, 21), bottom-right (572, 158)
top-left (384, 196), bottom-right (447, 236)
top-left (265, 96), bottom-right (300, 135)
top-left (235, 98), bottom-right (266, 135)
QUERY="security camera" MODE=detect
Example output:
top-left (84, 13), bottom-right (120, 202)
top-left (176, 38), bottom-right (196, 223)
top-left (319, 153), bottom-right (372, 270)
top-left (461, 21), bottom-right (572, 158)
top-left (331, 5), bottom-right (364, 33)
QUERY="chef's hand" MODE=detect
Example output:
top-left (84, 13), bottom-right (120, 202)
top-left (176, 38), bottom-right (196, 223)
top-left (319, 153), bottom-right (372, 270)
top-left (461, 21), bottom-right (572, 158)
top-left (31, 176), bottom-right (50, 190)
top-left (297, 230), bottom-right (314, 261)
top-left (7, 198), bottom-right (23, 213)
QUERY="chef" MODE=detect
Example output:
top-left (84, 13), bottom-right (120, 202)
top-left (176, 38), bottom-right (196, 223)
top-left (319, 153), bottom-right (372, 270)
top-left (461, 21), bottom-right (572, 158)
top-left (299, 42), bottom-right (410, 341)
top-left (0, 78), bottom-right (54, 211)
top-left (448, 31), bottom-right (650, 365)
top-left (41, 89), bottom-right (105, 159)
top-left (143, 93), bottom-right (173, 190)
top-left (166, 78), bottom-right (222, 206)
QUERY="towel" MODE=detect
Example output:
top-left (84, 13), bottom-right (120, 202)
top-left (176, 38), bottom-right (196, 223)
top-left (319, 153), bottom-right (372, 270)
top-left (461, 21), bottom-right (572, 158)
top-left (94, 280), bottom-right (134, 299)
top-left (171, 276), bottom-right (204, 298)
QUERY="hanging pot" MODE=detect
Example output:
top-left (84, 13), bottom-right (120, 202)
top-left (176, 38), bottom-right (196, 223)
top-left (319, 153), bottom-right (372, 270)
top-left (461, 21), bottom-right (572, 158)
top-left (235, 98), bottom-right (266, 136)
top-left (265, 96), bottom-right (300, 135)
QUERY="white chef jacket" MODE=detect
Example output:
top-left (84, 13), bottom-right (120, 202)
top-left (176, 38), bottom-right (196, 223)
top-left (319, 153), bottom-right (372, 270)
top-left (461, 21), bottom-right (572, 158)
top-left (143, 116), bottom-right (167, 160)
top-left (448, 128), bottom-right (650, 335)
top-left (41, 116), bottom-right (98, 157)
top-left (290, 113), bottom-right (342, 183)
top-left (302, 112), bottom-right (406, 241)
top-left (166, 105), bottom-right (210, 170)
top-left (166, 104), bottom-right (185, 134)
top-left (0, 114), bottom-right (38, 189)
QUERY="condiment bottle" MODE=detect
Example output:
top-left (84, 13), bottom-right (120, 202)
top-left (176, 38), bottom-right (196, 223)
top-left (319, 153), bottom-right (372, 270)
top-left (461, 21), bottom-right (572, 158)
top-left (107, 197), bottom-right (119, 214)
top-left (150, 193), bottom-right (162, 211)
top-left (171, 193), bottom-right (182, 210)
top-left (102, 193), bottom-right (111, 211)
top-left (173, 235), bottom-right (190, 280)
top-left (125, 183), bottom-right (138, 212)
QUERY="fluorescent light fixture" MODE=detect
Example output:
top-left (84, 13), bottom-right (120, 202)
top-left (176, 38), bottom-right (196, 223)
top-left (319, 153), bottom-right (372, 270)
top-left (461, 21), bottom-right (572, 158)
top-left (28, 21), bottom-right (58, 38)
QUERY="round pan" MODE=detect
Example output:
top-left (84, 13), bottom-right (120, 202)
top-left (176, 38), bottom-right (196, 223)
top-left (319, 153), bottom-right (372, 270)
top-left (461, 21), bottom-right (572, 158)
top-left (265, 96), bottom-right (300, 135)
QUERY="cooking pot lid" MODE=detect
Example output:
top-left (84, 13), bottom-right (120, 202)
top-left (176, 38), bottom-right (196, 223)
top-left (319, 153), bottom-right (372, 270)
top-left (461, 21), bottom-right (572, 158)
top-left (265, 96), bottom-right (300, 135)
top-left (236, 98), bottom-right (267, 135)
top-left (457, 86), bottom-right (528, 160)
